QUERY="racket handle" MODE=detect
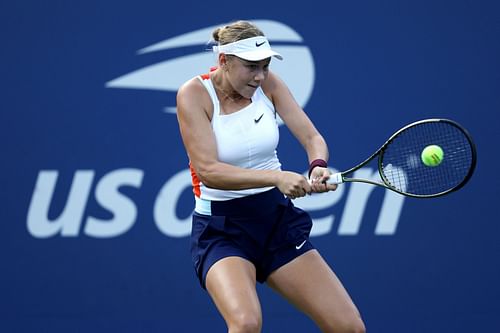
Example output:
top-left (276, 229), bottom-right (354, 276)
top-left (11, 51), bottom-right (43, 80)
top-left (327, 172), bottom-right (344, 184)
top-left (308, 172), bottom-right (343, 185)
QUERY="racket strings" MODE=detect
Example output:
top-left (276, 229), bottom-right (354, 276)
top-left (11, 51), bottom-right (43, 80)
top-left (380, 121), bottom-right (474, 196)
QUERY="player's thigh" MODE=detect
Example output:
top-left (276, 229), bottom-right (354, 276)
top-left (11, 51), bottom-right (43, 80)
top-left (206, 256), bottom-right (262, 328)
top-left (266, 250), bottom-right (364, 332)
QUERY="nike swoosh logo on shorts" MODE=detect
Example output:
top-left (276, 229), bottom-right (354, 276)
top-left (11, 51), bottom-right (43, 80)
top-left (295, 240), bottom-right (307, 250)
top-left (254, 113), bottom-right (264, 123)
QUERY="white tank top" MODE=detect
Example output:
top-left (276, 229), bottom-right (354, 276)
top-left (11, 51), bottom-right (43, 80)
top-left (191, 73), bottom-right (282, 213)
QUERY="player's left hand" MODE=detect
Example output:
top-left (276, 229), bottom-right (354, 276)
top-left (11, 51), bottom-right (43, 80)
top-left (309, 167), bottom-right (337, 193)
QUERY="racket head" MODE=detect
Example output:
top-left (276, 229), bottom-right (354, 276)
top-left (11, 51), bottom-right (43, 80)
top-left (378, 119), bottom-right (477, 198)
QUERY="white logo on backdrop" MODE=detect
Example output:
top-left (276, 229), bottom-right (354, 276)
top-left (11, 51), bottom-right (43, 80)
top-left (27, 20), bottom-right (404, 238)
top-left (105, 19), bottom-right (315, 115)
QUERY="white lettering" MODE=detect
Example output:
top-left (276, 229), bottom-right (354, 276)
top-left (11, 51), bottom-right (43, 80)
top-left (375, 190), bottom-right (405, 235)
top-left (84, 169), bottom-right (143, 238)
top-left (154, 168), bottom-right (193, 237)
top-left (338, 168), bottom-right (405, 235)
top-left (26, 167), bottom-right (405, 238)
top-left (338, 169), bottom-right (378, 235)
top-left (27, 170), bottom-right (94, 238)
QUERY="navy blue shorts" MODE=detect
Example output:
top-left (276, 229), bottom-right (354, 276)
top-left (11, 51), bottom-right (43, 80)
top-left (190, 187), bottom-right (314, 289)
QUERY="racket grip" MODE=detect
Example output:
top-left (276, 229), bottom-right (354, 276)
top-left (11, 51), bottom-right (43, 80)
top-left (327, 172), bottom-right (344, 184)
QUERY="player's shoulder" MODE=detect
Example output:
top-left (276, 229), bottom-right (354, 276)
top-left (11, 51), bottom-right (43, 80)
top-left (177, 75), bottom-right (205, 99)
top-left (177, 75), bottom-right (211, 107)
top-left (177, 75), bottom-right (213, 118)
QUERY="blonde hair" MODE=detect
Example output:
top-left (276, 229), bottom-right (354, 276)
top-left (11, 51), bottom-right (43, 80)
top-left (212, 20), bottom-right (264, 45)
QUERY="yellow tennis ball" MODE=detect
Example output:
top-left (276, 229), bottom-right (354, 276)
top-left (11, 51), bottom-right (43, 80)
top-left (421, 145), bottom-right (444, 167)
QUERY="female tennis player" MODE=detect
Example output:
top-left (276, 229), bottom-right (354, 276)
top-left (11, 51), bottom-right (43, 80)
top-left (176, 20), bottom-right (365, 333)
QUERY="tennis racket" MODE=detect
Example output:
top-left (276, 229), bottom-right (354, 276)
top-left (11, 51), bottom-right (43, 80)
top-left (326, 118), bottom-right (477, 198)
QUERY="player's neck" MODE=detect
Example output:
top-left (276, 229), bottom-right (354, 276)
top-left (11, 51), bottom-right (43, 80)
top-left (211, 72), bottom-right (247, 104)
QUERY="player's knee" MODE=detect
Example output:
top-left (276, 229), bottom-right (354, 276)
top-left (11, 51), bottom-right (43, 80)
top-left (227, 311), bottom-right (262, 333)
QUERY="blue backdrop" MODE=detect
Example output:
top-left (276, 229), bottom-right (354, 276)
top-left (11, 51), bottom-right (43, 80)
top-left (1, 1), bottom-right (499, 332)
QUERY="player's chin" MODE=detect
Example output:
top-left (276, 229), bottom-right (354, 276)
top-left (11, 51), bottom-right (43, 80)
top-left (246, 84), bottom-right (258, 93)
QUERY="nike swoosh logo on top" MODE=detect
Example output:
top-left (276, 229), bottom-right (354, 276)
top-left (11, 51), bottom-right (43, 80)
top-left (295, 240), bottom-right (307, 250)
top-left (254, 113), bottom-right (264, 123)
top-left (255, 41), bottom-right (266, 47)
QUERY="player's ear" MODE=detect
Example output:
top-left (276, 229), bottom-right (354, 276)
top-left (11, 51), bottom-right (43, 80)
top-left (218, 53), bottom-right (228, 70)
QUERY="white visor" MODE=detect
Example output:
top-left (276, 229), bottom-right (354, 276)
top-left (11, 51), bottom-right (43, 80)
top-left (213, 36), bottom-right (283, 61)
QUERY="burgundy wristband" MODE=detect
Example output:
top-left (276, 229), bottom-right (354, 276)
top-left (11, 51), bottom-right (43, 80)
top-left (308, 159), bottom-right (327, 179)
